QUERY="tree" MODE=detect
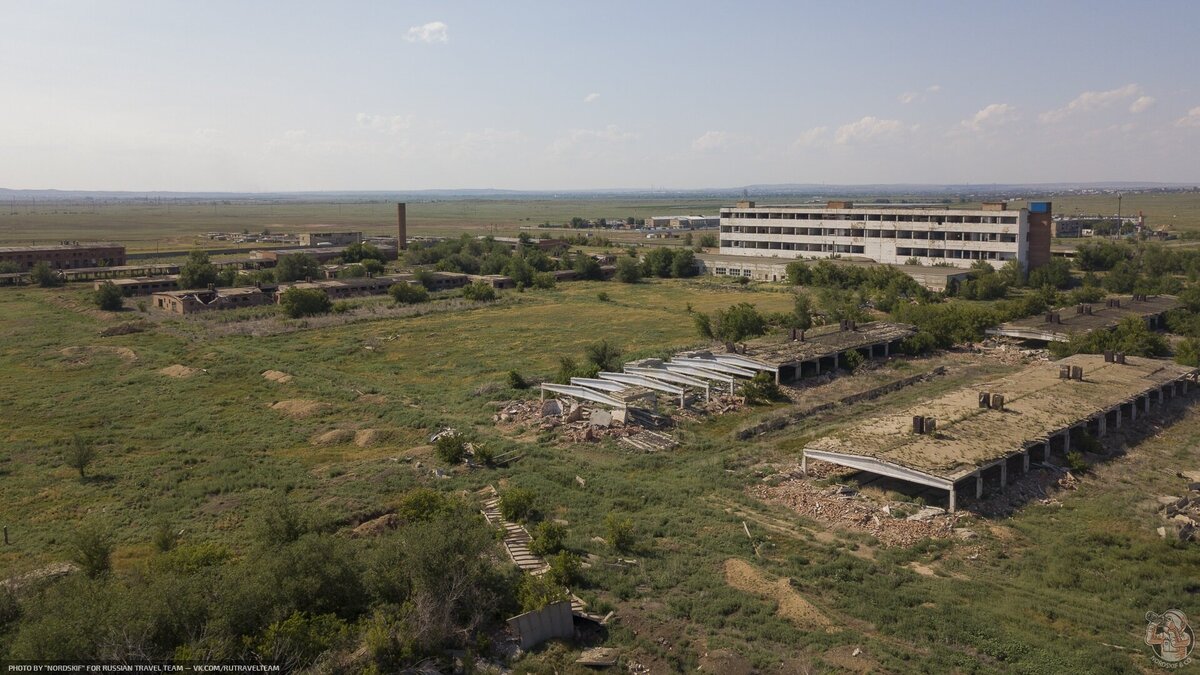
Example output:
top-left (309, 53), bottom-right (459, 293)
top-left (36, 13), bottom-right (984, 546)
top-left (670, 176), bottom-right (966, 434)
top-left (792, 294), bottom-right (813, 331)
top-left (615, 257), bottom-right (642, 283)
top-left (528, 521), bottom-right (566, 556)
top-left (670, 248), bottom-right (697, 277)
top-left (179, 251), bottom-right (218, 289)
top-left (276, 253), bottom-right (322, 283)
top-left (584, 340), bottom-right (622, 372)
top-left (1027, 257), bottom-right (1072, 289)
top-left (434, 433), bottom-right (467, 464)
top-left (641, 247), bottom-right (675, 278)
top-left (389, 283), bottom-right (429, 305)
top-left (741, 371), bottom-right (784, 404)
top-left (66, 434), bottom-right (97, 479)
top-left (698, 233), bottom-right (718, 248)
top-left (574, 255), bottom-right (604, 280)
top-left (531, 272), bottom-right (556, 289)
top-left (92, 282), bottom-right (123, 311)
top-left (710, 303), bottom-right (767, 347)
top-left (341, 242), bottom-right (386, 264)
top-left (280, 287), bottom-right (332, 318)
top-left (29, 261), bottom-right (61, 288)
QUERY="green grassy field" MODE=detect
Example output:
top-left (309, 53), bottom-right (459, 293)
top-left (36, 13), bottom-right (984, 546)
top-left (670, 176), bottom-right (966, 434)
top-left (2, 273), bottom-right (1198, 672)
top-left (3, 192), bottom-right (1199, 254)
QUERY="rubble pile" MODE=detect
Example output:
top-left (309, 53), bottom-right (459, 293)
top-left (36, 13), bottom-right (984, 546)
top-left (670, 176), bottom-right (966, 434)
top-left (753, 477), bottom-right (964, 547)
top-left (492, 398), bottom-right (677, 449)
top-left (1156, 474), bottom-right (1200, 543)
top-left (968, 464), bottom-right (1080, 517)
top-left (970, 339), bottom-right (1051, 365)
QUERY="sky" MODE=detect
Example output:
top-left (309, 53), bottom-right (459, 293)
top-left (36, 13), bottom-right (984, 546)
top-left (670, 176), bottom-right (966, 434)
top-left (2, 0), bottom-right (1199, 192)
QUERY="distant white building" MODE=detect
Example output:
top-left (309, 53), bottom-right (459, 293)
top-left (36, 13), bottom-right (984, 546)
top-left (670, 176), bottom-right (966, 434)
top-left (718, 200), bottom-right (1052, 270)
top-left (646, 215), bottom-right (720, 229)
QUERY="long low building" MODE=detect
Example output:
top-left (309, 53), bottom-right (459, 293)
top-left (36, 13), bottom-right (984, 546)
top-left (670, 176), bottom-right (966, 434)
top-left (679, 321), bottom-right (917, 384)
top-left (0, 242), bottom-right (126, 271)
top-left (274, 275), bottom-right (412, 301)
top-left (694, 253), bottom-right (972, 291)
top-left (95, 275), bottom-right (180, 296)
top-left (986, 295), bottom-right (1178, 342)
top-left (802, 353), bottom-right (1197, 511)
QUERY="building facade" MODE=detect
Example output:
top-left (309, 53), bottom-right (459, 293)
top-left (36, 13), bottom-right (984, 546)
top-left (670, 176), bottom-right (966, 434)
top-left (719, 201), bottom-right (1049, 270)
top-left (298, 232), bottom-right (362, 247)
top-left (0, 243), bottom-right (126, 271)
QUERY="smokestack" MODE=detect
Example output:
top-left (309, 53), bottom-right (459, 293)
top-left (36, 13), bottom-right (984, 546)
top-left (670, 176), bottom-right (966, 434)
top-left (397, 203), bottom-right (408, 250)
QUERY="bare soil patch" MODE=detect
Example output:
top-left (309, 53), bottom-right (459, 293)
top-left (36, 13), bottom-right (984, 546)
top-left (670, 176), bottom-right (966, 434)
top-left (159, 364), bottom-right (201, 378)
top-left (723, 558), bottom-right (837, 631)
top-left (59, 345), bottom-right (138, 364)
top-left (270, 399), bottom-right (327, 418)
top-left (311, 429), bottom-right (355, 446)
top-left (354, 429), bottom-right (389, 447)
top-left (262, 370), bottom-right (293, 384)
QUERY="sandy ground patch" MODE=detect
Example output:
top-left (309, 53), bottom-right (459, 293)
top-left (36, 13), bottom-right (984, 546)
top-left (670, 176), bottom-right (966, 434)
top-left (356, 393), bottom-right (388, 405)
top-left (159, 364), bottom-right (201, 378)
top-left (311, 429), bottom-right (355, 446)
top-left (59, 345), bottom-right (138, 363)
top-left (262, 370), bottom-right (293, 384)
top-left (354, 429), bottom-right (389, 447)
top-left (723, 558), bottom-right (837, 631)
top-left (270, 399), bottom-right (327, 418)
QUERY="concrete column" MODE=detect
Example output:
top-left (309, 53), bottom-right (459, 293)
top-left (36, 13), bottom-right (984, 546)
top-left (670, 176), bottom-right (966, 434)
top-left (814, 359), bottom-right (820, 375)
top-left (1023, 451), bottom-right (1030, 473)
top-left (801, 454), bottom-right (807, 475)
top-left (1097, 414), bottom-right (1106, 438)
top-left (975, 472), bottom-right (983, 499)
top-left (884, 342), bottom-right (890, 357)
top-left (1144, 395), bottom-right (1151, 414)
top-left (1130, 401), bottom-right (1137, 422)
top-left (948, 486), bottom-right (956, 513)
top-left (1114, 406), bottom-right (1122, 429)
top-left (999, 463), bottom-right (1007, 493)
top-left (1062, 431), bottom-right (1071, 455)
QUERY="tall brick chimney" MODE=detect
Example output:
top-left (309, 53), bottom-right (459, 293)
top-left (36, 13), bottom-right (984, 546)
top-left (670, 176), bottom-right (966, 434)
top-left (397, 202), bottom-right (408, 250)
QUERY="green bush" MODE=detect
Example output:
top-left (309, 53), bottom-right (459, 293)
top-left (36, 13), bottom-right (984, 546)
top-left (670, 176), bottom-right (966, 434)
top-left (604, 513), bottom-right (634, 552)
top-left (506, 370), bottom-right (528, 389)
top-left (275, 253), bottom-right (322, 283)
top-left (531, 272), bottom-right (556, 289)
top-left (841, 349), bottom-right (865, 372)
top-left (68, 525), bottom-right (114, 578)
top-left (394, 488), bottom-right (454, 523)
top-left (597, 291), bottom-right (611, 302)
top-left (518, 574), bottom-right (567, 612)
top-left (29, 261), bottom-right (61, 288)
top-left (499, 488), bottom-right (535, 522)
top-left (178, 251), bottom-right (217, 289)
top-left (1065, 450), bottom-right (1089, 473)
top-left (529, 521), bottom-right (566, 556)
top-left (93, 282), bottom-right (123, 311)
top-left (462, 281), bottom-right (498, 302)
top-left (545, 551), bottom-right (581, 587)
top-left (434, 433), bottom-right (467, 464)
top-left (331, 301), bottom-right (352, 314)
top-left (615, 257), bottom-right (642, 283)
top-left (389, 282), bottom-right (429, 305)
top-left (741, 371), bottom-right (784, 404)
top-left (279, 287), bottom-right (332, 318)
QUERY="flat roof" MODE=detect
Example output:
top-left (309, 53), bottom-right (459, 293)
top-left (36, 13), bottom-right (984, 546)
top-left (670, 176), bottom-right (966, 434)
top-left (986, 295), bottom-right (1178, 342)
top-left (697, 253), bottom-right (972, 281)
top-left (805, 354), bottom-right (1196, 485)
top-left (0, 242), bottom-right (124, 253)
top-left (681, 321), bottom-right (917, 369)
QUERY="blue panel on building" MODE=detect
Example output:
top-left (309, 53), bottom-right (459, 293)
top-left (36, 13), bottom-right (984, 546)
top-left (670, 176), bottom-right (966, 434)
top-left (1029, 202), bottom-right (1050, 214)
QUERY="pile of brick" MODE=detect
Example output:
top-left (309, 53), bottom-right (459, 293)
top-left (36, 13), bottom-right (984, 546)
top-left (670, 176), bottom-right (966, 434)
top-left (752, 475), bottom-right (965, 547)
top-left (492, 398), bottom-right (677, 449)
top-left (1157, 473), bottom-right (1200, 543)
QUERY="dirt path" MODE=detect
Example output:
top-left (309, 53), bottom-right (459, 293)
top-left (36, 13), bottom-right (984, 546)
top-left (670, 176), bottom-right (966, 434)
top-left (723, 558), bottom-right (838, 631)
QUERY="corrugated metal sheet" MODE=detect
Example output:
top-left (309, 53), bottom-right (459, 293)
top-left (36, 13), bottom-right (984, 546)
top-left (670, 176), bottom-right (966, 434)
top-left (507, 601), bottom-right (573, 649)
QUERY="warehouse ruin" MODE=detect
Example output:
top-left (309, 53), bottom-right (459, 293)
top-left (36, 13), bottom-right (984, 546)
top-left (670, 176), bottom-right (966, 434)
top-left (986, 294), bottom-right (1179, 343)
top-left (802, 353), bottom-right (1198, 511)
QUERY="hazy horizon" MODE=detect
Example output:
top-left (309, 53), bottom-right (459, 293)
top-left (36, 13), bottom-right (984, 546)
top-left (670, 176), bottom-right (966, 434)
top-left (3, 1), bottom-right (1199, 192)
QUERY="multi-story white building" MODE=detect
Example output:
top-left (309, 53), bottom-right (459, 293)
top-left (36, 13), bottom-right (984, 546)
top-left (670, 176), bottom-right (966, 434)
top-left (718, 200), bottom-right (1051, 270)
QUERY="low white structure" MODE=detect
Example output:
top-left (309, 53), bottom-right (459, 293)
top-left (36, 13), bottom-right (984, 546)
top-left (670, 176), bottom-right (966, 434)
top-left (719, 200), bottom-right (1033, 270)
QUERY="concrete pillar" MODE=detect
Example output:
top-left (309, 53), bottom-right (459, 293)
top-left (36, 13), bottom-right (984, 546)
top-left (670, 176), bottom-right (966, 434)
top-left (1097, 414), bottom-right (1106, 438)
top-left (949, 486), bottom-right (956, 513)
top-left (1144, 395), bottom-right (1151, 414)
top-left (975, 472), bottom-right (983, 499)
top-left (1130, 401), bottom-right (1137, 422)
top-left (814, 359), bottom-right (820, 375)
top-left (1023, 451), bottom-right (1030, 473)
top-left (884, 342), bottom-right (890, 357)
top-left (999, 463), bottom-right (1007, 493)
top-left (801, 454), bottom-right (807, 475)
top-left (1114, 406), bottom-right (1122, 429)
top-left (1062, 431), bottom-right (1071, 455)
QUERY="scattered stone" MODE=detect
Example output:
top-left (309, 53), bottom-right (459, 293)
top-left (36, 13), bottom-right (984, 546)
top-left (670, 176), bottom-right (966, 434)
top-left (906, 506), bottom-right (946, 522)
top-left (589, 410), bottom-right (613, 428)
top-left (541, 399), bottom-right (563, 417)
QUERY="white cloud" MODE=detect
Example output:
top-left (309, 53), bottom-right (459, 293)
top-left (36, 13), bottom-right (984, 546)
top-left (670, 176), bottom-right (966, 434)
top-left (549, 125), bottom-right (638, 157)
top-left (1039, 84), bottom-right (1140, 123)
top-left (691, 130), bottom-right (732, 152)
top-left (404, 21), bottom-right (448, 44)
top-left (1176, 106), bottom-right (1200, 128)
top-left (834, 116), bottom-right (904, 144)
top-left (793, 126), bottom-right (828, 148)
top-left (1130, 95), bottom-right (1156, 113)
top-left (583, 92), bottom-right (600, 104)
top-left (356, 113), bottom-right (414, 135)
top-left (958, 103), bottom-right (1018, 132)
top-left (899, 85), bottom-right (940, 104)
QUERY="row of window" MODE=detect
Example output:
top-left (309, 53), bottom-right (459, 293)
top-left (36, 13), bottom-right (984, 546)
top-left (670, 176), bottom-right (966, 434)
top-left (721, 225), bottom-right (1018, 242)
top-left (722, 212), bottom-right (1018, 224)
top-left (712, 267), bottom-right (754, 277)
